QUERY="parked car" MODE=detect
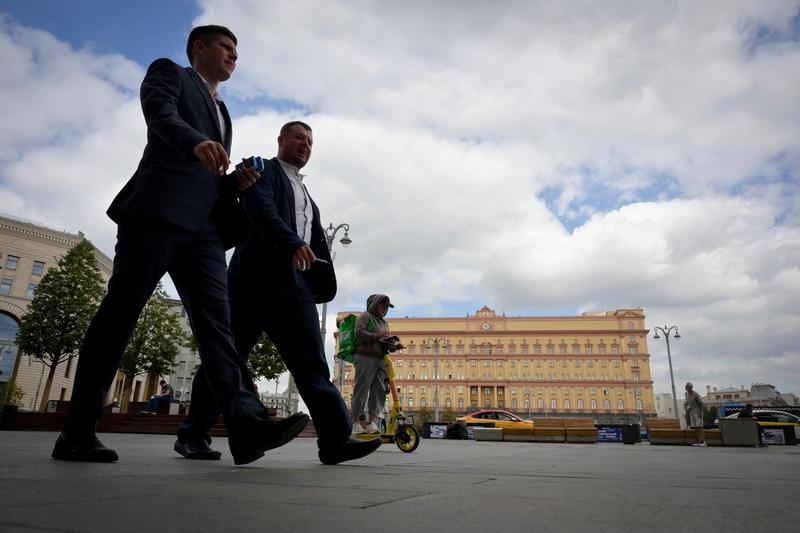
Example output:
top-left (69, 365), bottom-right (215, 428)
top-left (725, 410), bottom-right (800, 438)
top-left (456, 409), bottom-right (534, 429)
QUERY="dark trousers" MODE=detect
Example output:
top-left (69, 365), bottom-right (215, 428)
top-left (65, 220), bottom-right (265, 435)
top-left (179, 273), bottom-right (351, 449)
top-left (146, 396), bottom-right (171, 412)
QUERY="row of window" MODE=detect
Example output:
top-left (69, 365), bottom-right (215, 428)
top-left (403, 344), bottom-right (637, 356)
top-left (395, 358), bottom-right (641, 368)
top-left (0, 278), bottom-right (38, 298)
top-left (393, 372), bottom-right (642, 382)
top-left (0, 254), bottom-right (45, 275)
top-left (396, 385), bottom-right (644, 396)
top-left (398, 397), bottom-right (645, 410)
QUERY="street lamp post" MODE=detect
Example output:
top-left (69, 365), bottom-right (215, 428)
top-left (652, 325), bottom-right (681, 420)
top-left (285, 223), bottom-right (350, 416)
top-left (525, 387), bottom-right (532, 419)
top-left (314, 223), bottom-right (351, 392)
top-left (425, 337), bottom-right (445, 422)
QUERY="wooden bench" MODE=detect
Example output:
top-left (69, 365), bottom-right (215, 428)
top-left (533, 418), bottom-right (566, 443)
top-left (503, 427), bottom-right (534, 442)
top-left (473, 427), bottom-right (504, 441)
top-left (645, 418), bottom-right (722, 446)
top-left (564, 418), bottom-right (598, 443)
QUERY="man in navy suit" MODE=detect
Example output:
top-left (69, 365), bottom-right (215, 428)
top-left (53, 26), bottom-right (308, 465)
top-left (179, 122), bottom-right (381, 464)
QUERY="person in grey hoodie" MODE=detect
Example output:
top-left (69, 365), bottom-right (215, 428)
top-left (351, 294), bottom-right (393, 434)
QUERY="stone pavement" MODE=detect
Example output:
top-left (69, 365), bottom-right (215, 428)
top-left (0, 431), bottom-right (797, 532)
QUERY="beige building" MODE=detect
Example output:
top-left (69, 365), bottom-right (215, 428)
top-left (0, 213), bottom-right (148, 410)
top-left (335, 306), bottom-right (656, 423)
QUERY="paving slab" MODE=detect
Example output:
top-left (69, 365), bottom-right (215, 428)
top-left (0, 431), bottom-right (797, 532)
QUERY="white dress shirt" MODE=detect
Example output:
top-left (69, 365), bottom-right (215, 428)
top-left (195, 71), bottom-right (227, 142)
top-left (278, 159), bottom-right (313, 242)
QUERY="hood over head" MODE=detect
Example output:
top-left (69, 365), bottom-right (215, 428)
top-left (366, 293), bottom-right (393, 314)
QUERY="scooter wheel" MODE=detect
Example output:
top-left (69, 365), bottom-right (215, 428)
top-left (395, 424), bottom-right (420, 453)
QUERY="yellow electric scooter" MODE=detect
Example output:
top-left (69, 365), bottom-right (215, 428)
top-left (355, 337), bottom-right (420, 453)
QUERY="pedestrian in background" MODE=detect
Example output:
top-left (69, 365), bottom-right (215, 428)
top-left (684, 382), bottom-right (706, 447)
top-left (351, 294), bottom-right (393, 435)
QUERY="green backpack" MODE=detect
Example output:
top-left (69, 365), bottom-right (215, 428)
top-left (336, 313), bottom-right (378, 363)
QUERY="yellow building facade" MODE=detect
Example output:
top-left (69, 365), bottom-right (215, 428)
top-left (335, 306), bottom-right (656, 422)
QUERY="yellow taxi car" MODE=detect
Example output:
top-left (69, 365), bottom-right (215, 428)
top-left (726, 410), bottom-right (800, 441)
top-left (455, 409), bottom-right (534, 429)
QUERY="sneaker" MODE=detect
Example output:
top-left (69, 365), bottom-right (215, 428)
top-left (698, 441), bottom-right (707, 447)
top-left (351, 423), bottom-right (367, 435)
top-left (139, 410), bottom-right (150, 414)
top-left (363, 422), bottom-right (380, 434)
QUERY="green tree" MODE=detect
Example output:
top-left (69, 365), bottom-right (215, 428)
top-left (188, 331), bottom-right (287, 382)
top-left (119, 284), bottom-right (188, 412)
top-left (414, 405), bottom-right (434, 433)
top-left (246, 333), bottom-right (287, 382)
top-left (440, 406), bottom-right (457, 423)
top-left (16, 240), bottom-right (104, 411)
top-left (0, 380), bottom-right (24, 407)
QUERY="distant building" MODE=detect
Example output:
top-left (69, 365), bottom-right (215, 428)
top-left (745, 383), bottom-right (788, 407)
top-left (703, 385), bottom-right (749, 406)
top-left (259, 387), bottom-right (299, 418)
top-left (654, 393), bottom-right (686, 428)
top-left (779, 393), bottom-right (799, 406)
top-left (0, 214), bottom-right (151, 410)
top-left (159, 299), bottom-right (199, 404)
top-left (335, 306), bottom-right (656, 423)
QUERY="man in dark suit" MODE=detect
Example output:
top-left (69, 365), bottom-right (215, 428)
top-left (53, 25), bottom-right (308, 465)
top-left (179, 122), bottom-right (381, 465)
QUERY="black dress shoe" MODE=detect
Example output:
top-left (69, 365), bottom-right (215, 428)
top-left (51, 432), bottom-right (119, 463)
top-left (228, 412), bottom-right (310, 466)
top-left (174, 438), bottom-right (222, 460)
top-left (319, 436), bottom-right (382, 465)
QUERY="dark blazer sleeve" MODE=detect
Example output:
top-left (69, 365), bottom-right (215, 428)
top-left (238, 162), bottom-right (306, 258)
top-left (140, 58), bottom-right (209, 160)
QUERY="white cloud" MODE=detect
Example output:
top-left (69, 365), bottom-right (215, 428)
top-left (1, 2), bottom-right (798, 402)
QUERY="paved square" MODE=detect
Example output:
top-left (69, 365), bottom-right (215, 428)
top-left (1, 432), bottom-right (797, 532)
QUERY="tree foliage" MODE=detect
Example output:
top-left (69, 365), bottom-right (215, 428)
top-left (188, 331), bottom-right (287, 382)
top-left (16, 240), bottom-right (105, 410)
top-left (247, 333), bottom-right (287, 382)
top-left (119, 284), bottom-right (188, 411)
top-left (414, 405), bottom-right (434, 433)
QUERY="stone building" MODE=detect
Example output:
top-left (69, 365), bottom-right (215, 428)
top-left (0, 213), bottom-right (154, 410)
top-left (335, 306), bottom-right (656, 423)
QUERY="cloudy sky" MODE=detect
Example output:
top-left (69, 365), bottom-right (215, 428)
top-left (1, 0), bottom-right (798, 399)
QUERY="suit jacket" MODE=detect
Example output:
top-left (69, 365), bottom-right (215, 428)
top-left (107, 58), bottom-right (244, 248)
top-left (229, 158), bottom-right (336, 304)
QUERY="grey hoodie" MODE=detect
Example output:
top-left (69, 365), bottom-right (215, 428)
top-left (355, 294), bottom-right (391, 359)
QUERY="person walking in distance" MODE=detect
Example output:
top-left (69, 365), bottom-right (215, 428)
top-left (684, 382), bottom-right (706, 447)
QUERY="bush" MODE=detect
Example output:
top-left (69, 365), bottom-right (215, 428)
top-left (0, 381), bottom-right (24, 408)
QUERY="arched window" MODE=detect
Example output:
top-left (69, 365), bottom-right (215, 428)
top-left (635, 399), bottom-right (643, 410)
top-left (408, 398), bottom-right (414, 407)
top-left (445, 397), bottom-right (451, 408)
top-left (564, 399), bottom-right (570, 409)
top-left (458, 398), bottom-right (464, 408)
top-left (421, 398), bottom-right (427, 407)
top-left (537, 398), bottom-right (544, 409)
top-left (590, 399), bottom-right (597, 410)
top-left (550, 399), bottom-right (557, 410)
top-left (511, 398), bottom-right (518, 409)
top-left (0, 312), bottom-right (21, 382)
top-left (618, 400), bottom-right (624, 410)
top-left (577, 399), bottom-right (584, 409)
top-left (603, 399), bottom-right (610, 410)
